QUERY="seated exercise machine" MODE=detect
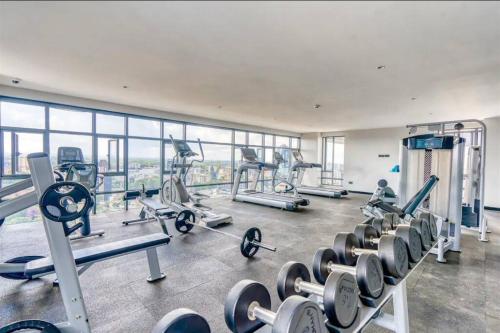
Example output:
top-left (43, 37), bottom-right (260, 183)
top-left (0, 146), bottom-right (104, 241)
top-left (162, 135), bottom-right (232, 227)
top-left (0, 153), bottom-right (170, 333)
top-left (369, 179), bottom-right (398, 204)
top-left (288, 149), bottom-right (348, 198)
top-left (232, 148), bottom-right (309, 210)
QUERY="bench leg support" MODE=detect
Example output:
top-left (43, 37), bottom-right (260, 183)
top-left (146, 248), bottom-right (165, 283)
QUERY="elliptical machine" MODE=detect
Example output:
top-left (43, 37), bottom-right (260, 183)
top-left (161, 136), bottom-right (232, 227)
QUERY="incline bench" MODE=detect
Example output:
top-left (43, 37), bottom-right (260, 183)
top-left (26, 233), bottom-right (170, 282)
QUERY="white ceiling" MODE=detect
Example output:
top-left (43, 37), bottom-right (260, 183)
top-left (1, 1), bottom-right (499, 133)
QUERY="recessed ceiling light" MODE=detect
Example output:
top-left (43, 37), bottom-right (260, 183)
top-left (11, 78), bottom-right (21, 84)
top-left (314, 104), bottom-right (321, 109)
top-left (411, 97), bottom-right (417, 100)
top-left (376, 65), bottom-right (386, 70)
top-left (122, 85), bottom-right (128, 89)
top-left (217, 105), bottom-right (222, 109)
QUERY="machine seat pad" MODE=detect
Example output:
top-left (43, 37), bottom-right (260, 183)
top-left (25, 233), bottom-right (170, 277)
top-left (368, 199), bottom-right (404, 216)
top-left (140, 198), bottom-right (171, 212)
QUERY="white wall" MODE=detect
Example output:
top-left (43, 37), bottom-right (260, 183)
top-left (0, 85), bottom-right (300, 137)
top-left (484, 116), bottom-right (500, 208)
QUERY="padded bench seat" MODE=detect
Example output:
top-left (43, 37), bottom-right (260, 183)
top-left (368, 199), bottom-right (405, 217)
top-left (140, 198), bottom-right (176, 217)
top-left (26, 233), bottom-right (171, 278)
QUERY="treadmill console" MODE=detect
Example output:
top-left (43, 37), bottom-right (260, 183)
top-left (172, 140), bottom-right (197, 157)
top-left (241, 148), bottom-right (258, 162)
top-left (57, 147), bottom-right (84, 164)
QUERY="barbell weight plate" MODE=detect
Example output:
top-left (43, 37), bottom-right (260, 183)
top-left (312, 247), bottom-right (337, 285)
top-left (224, 280), bottom-right (271, 333)
top-left (273, 295), bottom-right (325, 333)
top-left (333, 232), bottom-right (359, 266)
top-left (277, 262), bottom-right (311, 301)
top-left (240, 227), bottom-right (262, 258)
top-left (395, 225), bottom-right (422, 263)
top-left (323, 271), bottom-right (359, 328)
top-left (353, 224), bottom-right (378, 250)
top-left (355, 253), bottom-right (384, 299)
top-left (0, 319), bottom-right (61, 333)
top-left (410, 219), bottom-right (432, 250)
top-left (39, 182), bottom-right (92, 223)
top-left (378, 235), bottom-right (408, 279)
top-left (151, 308), bottom-right (211, 333)
top-left (0, 256), bottom-right (45, 280)
top-left (174, 210), bottom-right (196, 234)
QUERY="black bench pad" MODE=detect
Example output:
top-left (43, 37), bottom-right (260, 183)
top-left (26, 233), bottom-right (170, 277)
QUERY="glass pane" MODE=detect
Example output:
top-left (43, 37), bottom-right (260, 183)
top-left (1, 178), bottom-right (43, 225)
top-left (1, 101), bottom-right (45, 129)
top-left (164, 122), bottom-right (184, 139)
top-left (129, 117), bottom-right (161, 138)
top-left (14, 132), bottom-right (44, 174)
top-left (233, 147), bottom-right (247, 187)
top-left (265, 135), bottom-right (274, 147)
top-left (3, 131), bottom-right (12, 175)
top-left (50, 133), bottom-right (92, 166)
top-left (333, 137), bottom-right (345, 178)
top-left (164, 142), bottom-right (175, 172)
top-left (275, 136), bottom-right (289, 148)
top-left (325, 137), bottom-right (333, 171)
top-left (291, 137), bottom-right (299, 148)
top-left (265, 148), bottom-right (274, 164)
top-left (95, 193), bottom-right (125, 213)
top-left (275, 148), bottom-right (291, 179)
top-left (96, 113), bottom-right (124, 135)
top-left (128, 139), bottom-right (161, 189)
top-left (97, 137), bottom-right (124, 173)
top-left (249, 133), bottom-right (263, 146)
top-left (235, 131), bottom-right (246, 145)
top-left (97, 176), bottom-right (126, 192)
top-left (50, 107), bottom-right (92, 132)
top-left (185, 144), bottom-right (232, 186)
top-left (186, 125), bottom-right (231, 143)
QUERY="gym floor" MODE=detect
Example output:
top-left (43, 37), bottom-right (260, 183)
top-left (0, 193), bottom-right (499, 332)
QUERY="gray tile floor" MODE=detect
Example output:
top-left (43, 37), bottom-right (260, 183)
top-left (0, 193), bottom-right (499, 332)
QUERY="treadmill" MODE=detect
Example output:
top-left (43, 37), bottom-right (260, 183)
top-left (288, 150), bottom-right (348, 198)
top-left (231, 148), bottom-right (309, 210)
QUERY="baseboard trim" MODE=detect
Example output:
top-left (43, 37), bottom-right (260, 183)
top-left (485, 206), bottom-right (500, 212)
top-left (349, 190), bottom-right (372, 195)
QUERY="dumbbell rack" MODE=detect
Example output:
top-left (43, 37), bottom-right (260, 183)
top-left (255, 246), bottom-right (434, 333)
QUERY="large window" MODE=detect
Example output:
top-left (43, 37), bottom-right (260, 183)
top-left (322, 136), bottom-right (345, 186)
top-left (0, 98), bottom-right (300, 223)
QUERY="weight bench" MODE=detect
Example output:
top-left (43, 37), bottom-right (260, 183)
top-left (25, 233), bottom-right (170, 282)
top-left (122, 189), bottom-right (176, 234)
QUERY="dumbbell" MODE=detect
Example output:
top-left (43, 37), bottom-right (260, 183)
top-left (152, 308), bottom-right (210, 333)
top-left (333, 232), bottom-right (408, 280)
top-left (313, 247), bottom-right (384, 300)
top-left (373, 213), bottom-right (432, 252)
top-left (356, 222), bottom-right (422, 264)
top-left (276, 262), bottom-right (359, 329)
top-left (225, 279), bottom-right (327, 333)
top-left (419, 212), bottom-right (438, 241)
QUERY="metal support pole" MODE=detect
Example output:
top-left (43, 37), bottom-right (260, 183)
top-left (146, 247), bottom-right (166, 282)
top-left (392, 279), bottom-right (409, 333)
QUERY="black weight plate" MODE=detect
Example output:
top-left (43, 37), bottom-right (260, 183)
top-left (384, 213), bottom-right (400, 228)
top-left (356, 253), bottom-right (384, 299)
top-left (333, 233), bottom-right (359, 266)
top-left (0, 256), bottom-right (45, 280)
top-left (420, 212), bottom-right (438, 241)
top-left (273, 296), bottom-right (324, 333)
top-left (378, 235), bottom-right (408, 278)
top-left (174, 210), bottom-right (195, 233)
top-left (395, 225), bottom-right (422, 263)
top-left (371, 218), bottom-right (390, 237)
top-left (224, 280), bottom-right (270, 333)
top-left (312, 247), bottom-right (337, 285)
top-left (411, 219), bottom-right (431, 250)
top-left (277, 262), bottom-right (311, 301)
top-left (39, 182), bottom-right (92, 223)
top-left (240, 227), bottom-right (262, 258)
top-left (0, 319), bottom-right (61, 333)
top-left (323, 271), bottom-right (359, 328)
top-left (353, 224), bottom-right (378, 249)
top-left (152, 308), bottom-right (211, 333)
